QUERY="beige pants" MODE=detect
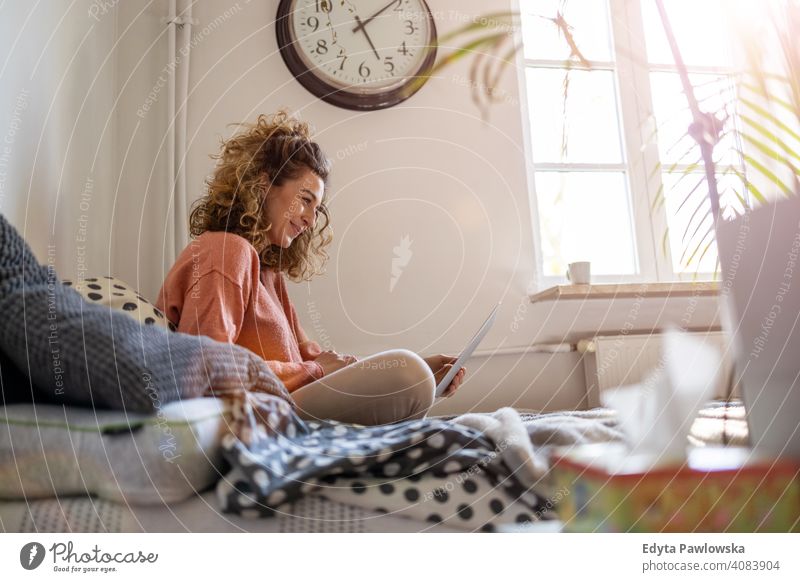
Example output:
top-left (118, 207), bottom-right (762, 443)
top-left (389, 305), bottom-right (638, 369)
top-left (291, 349), bottom-right (436, 426)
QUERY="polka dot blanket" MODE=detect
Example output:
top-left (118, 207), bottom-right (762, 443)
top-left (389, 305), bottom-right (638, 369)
top-left (215, 394), bottom-right (557, 531)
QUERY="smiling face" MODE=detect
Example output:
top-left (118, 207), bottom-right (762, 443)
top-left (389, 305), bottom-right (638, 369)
top-left (262, 166), bottom-right (325, 249)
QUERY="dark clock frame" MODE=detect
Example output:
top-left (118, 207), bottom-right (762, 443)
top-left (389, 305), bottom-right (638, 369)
top-left (276, 0), bottom-right (438, 111)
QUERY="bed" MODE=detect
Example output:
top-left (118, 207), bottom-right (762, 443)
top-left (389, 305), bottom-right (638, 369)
top-left (0, 394), bottom-right (639, 533)
top-left (0, 490), bottom-right (464, 533)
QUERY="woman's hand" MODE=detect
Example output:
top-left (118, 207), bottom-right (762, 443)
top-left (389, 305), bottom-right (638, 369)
top-left (314, 350), bottom-right (358, 376)
top-left (423, 354), bottom-right (466, 397)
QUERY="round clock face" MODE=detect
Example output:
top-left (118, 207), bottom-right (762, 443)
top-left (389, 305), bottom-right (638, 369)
top-left (277, 0), bottom-right (437, 110)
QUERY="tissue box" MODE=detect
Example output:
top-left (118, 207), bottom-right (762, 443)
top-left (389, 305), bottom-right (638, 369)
top-left (550, 444), bottom-right (800, 532)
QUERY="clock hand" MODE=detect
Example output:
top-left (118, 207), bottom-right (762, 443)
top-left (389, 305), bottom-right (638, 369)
top-left (351, 0), bottom-right (400, 33)
top-left (353, 14), bottom-right (381, 61)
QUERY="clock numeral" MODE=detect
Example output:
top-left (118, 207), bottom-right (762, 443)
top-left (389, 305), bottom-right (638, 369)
top-left (392, 0), bottom-right (403, 12)
top-left (337, 48), bottom-right (348, 71)
top-left (397, 41), bottom-right (410, 56)
top-left (316, 0), bottom-right (332, 13)
top-left (383, 56), bottom-right (395, 74)
top-left (404, 20), bottom-right (416, 35)
top-left (315, 39), bottom-right (329, 54)
top-left (358, 61), bottom-right (371, 79)
top-left (306, 16), bottom-right (319, 32)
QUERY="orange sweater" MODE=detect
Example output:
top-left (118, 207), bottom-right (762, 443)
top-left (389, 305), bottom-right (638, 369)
top-left (155, 231), bottom-right (324, 392)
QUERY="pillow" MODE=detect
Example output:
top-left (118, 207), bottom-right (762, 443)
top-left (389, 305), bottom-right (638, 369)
top-left (61, 276), bottom-right (174, 331)
top-left (0, 398), bottom-right (232, 505)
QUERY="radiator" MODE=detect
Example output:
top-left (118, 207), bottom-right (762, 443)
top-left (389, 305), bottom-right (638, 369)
top-left (579, 331), bottom-right (735, 408)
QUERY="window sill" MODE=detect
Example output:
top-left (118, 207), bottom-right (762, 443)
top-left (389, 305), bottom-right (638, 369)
top-left (523, 282), bottom-right (722, 345)
top-left (529, 282), bottom-right (720, 304)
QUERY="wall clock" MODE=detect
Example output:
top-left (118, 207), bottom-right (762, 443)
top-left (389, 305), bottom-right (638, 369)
top-left (276, 0), bottom-right (438, 111)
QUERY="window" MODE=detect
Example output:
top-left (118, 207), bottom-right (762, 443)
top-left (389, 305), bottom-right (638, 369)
top-left (518, 0), bottom-right (760, 284)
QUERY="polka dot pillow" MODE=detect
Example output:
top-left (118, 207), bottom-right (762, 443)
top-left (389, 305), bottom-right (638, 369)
top-left (61, 276), bottom-right (174, 331)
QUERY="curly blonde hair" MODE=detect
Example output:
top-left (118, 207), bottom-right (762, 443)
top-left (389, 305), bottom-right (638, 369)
top-left (189, 110), bottom-right (332, 281)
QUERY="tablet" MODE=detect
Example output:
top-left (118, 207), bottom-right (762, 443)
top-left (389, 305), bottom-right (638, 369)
top-left (435, 302), bottom-right (500, 397)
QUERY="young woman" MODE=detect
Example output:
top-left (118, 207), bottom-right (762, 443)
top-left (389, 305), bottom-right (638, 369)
top-left (156, 111), bottom-right (465, 425)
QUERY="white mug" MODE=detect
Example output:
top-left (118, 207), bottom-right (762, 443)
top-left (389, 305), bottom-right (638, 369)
top-left (566, 261), bottom-right (591, 285)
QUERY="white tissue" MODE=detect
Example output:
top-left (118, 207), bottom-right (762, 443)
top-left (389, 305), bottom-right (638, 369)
top-left (601, 329), bottom-right (721, 467)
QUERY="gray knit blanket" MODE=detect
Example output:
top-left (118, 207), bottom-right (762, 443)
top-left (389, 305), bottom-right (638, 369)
top-left (0, 213), bottom-right (293, 413)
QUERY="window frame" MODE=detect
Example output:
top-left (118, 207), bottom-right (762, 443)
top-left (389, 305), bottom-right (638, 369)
top-left (518, 0), bottom-right (743, 289)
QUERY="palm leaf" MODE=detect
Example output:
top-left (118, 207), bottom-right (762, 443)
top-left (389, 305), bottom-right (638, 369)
top-left (428, 33), bottom-right (510, 76)
top-left (652, 182), bottom-right (666, 212)
top-left (740, 114), bottom-right (800, 165)
top-left (739, 96), bottom-right (800, 144)
top-left (730, 166), bottom-right (766, 205)
top-left (681, 222), bottom-right (715, 267)
top-left (682, 194), bottom-right (712, 248)
top-left (694, 235), bottom-right (718, 273)
top-left (426, 7), bottom-right (590, 122)
top-left (675, 174), bottom-right (706, 219)
top-left (740, 133), bottom-right (800, 178)
top-left (435, 12), bottom-right (516, 45)
top-left (740, 152), bottom-right (794, 196)
top-left (661, 226), bottom-right (671, 258)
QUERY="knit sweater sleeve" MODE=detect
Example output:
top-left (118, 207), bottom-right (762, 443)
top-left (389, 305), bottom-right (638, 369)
top-left (293, 308), bottom-right (324, 361)
top-left (263, 359), bottom-right (324, 393)
top-left (273, 272), bottom-right (324, 390)
top-left (180, 269), bottom-right (323, 391)
top-left (177, 270), bottom-right (249, 343)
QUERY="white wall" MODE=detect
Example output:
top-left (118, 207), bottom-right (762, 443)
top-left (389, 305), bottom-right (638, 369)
top-left (170, 0), bottom-right (581, 413)
top-left (0, 0), bottom-right (631, 414)
top-left (90, 0), bottom-right (583, 413)
top-left (179, 0), bottom-right (534, 348)
top-left (110, 0), bottom-right (173, 299)
top-left (0, 0), bottom-right (117, 281)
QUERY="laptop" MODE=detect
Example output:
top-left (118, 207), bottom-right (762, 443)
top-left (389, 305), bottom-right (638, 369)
top-left (716, 195), bottom-right (800, 458)
top-left (434, 302), bottom-right (500, 397)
